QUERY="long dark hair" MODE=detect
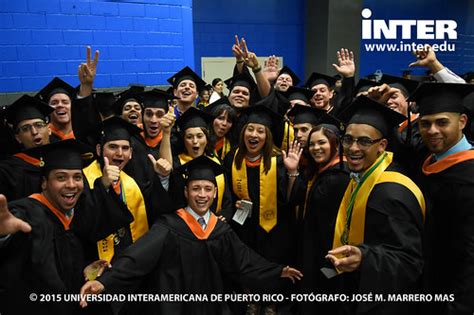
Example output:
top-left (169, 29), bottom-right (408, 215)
top-left (180, 127), bottom-right (214, 156)
top-left (235, 123), bottom-right (279, 174)
top-left (208, 105), bottom-right (237, 146)
top-left (305, 126), bottom-right (340, 177)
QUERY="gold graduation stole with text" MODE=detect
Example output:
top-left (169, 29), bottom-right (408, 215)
top-left (332, 151), bottom-right (425, 253)
top-left (231, 150), bottom-right (278, 232)
top-left (83, 160), bottom-right (149, 263)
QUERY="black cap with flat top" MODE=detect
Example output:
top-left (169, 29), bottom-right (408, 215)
top-left (284, 86), bottom-right (315, 104)
top-left (287, 104), bottom-right (325, 126)
top-left (39, 139), bottom-right (93, 172)
top-left (36, 77), bottom-right (76, 103)
top-left (224, 72), bottom-right (257, 92)
top-left (100, 116), bottom-right (142, 144)
top-left (167, 66), bottom-right (207, 93)
top-left (176, 107), bottom-right (213, 131)
top-left (140, 89), bottom-right (176, 111)
top-left (408, 82), bottom-right (474, 116)
top-left (305, 72), bottom-right (338, 89)
top-left (380, 74), bottom-right (419, 98)
top-left (339, 96), bottom-right (406, 137)
top-left (177, 155), bottom-right (223, 185)
top-left (5, 95), bottom-right (54, 128)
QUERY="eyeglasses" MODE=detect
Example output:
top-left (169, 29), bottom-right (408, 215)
top-left (341, 135), bottom-right (383, 148)
top-left (16, 121), bottom-right (48, 134)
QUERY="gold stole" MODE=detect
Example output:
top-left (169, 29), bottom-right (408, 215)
top-left (280, 121), bottom-right (294, 152)
top-left (179, 153), bottom-right (225, 213)
top-left (231, 150), bottom-right (278, 232)
top-left (333, 152), bottom-right (425, 253)
top-left (83, 160), bottom-right (149, 263)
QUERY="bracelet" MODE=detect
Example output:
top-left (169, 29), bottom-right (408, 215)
top-left (236, 60), bottom-right (244, 64)
top-left (252, 66), bottom-right (262, 74)
top-left (287, 172), bottom-right (299, 177)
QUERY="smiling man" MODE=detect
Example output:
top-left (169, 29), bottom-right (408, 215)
top-left (80, 156), bottom-right (302, 315)
top-left (410, 82), bottom-right (474, 314)
top-left (0, 95), bottom-right (54, 201)
top-left (0, 139), bottom-right (91, 315)
top-left (326, 96), bottom-right (426, 315)
top-left (167, 66), bottom-right (206, 119)
top-left (36, 77), bottom-right (77, 142)
top-left (83, 116), bottom-right (174, 264)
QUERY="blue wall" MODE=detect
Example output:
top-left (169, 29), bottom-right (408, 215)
top-left (192, 0), bottom-right (305, 83)
top-left (360, 0), bottom-right (473, 77)
top-left (0, 0), bottom-right (194, 93)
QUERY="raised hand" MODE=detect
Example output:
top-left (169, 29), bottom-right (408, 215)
top-left (366, 83), bottom-right (398, 104)
top-left (161, 107), bottom-right (176, 134)
top-left (240, 38), bottom-right (260, 70)
top-left (148, 155), bottom-right (172, 177)
top-left (0, 194), bottom-right (31, 236)
top-left (409, 45), bottom-right (437, 68)
top-left (282, 141), bottom-right (303, 174)
top-left (280, 266), bottom-right (303, 283)
top-left (101, 157), bottom-right (120, 188)
top-left (232, 35), bottom-right (245, 62)
top-left (79, 280), bottom-right (105, 308)
top-left (325, 245), bottom-right (362, 273)
top-left (332, 48), bottom-right (355, 78)
top-left (78, 46), bottom-right (99, 86)
top-left (263, 55), bottom-right (279, 82)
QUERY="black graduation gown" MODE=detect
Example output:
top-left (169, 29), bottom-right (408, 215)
top-left (0, 198), bottom-right (87, 315)
top-left (123, 133), bottom-right (161, 187)
top-left (97, 212), bottom-right (286, 315)
top-left (295, 164), bottom-right (350, 315)
top-left (419, 157), bottom-right (474, 315)
top-left (0, 155), bottom-right (42, 202)
top-left (223, 154), bottom-right (294, 266)
top-left (338, 163), bottom-right (424, 315)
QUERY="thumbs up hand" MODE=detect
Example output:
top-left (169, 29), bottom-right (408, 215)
top-left (101, 157), bottom-right (120, 188)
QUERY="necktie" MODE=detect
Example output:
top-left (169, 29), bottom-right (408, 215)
top-left (197, 217), bottom-right (206, 230)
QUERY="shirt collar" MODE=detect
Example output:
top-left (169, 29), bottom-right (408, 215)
top-left (434, 135), bottom-right (473, 161)
top-left (185, 206), bottom-right (210, 225)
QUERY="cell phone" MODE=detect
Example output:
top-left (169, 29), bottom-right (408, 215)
top-left (240, 200), bottom-right (253, 218)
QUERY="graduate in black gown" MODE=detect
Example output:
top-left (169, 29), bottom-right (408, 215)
top-left (290, 116), bottom-right (350, 315)
top-left (79, 156), bottom-right (303, 315)
top-left (410, 83), bottom-right (474, 315)
top-left (172, 106), bottom-right (234, 220)
top-left (0, 140), bottom-right (99, 315)
top-left (325, 96), bottom-right (426, 315)
top-left (223, 105), bottom-right (301, 314)
top-left (0, 95), bottom-right (54, 201)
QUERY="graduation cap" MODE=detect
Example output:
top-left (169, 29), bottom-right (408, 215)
top-left (116, 84), bottom-right (146, 98)
top-left (5, 95), bottom-right (54, 129)
top-left (203, 97), bottom-right (233, 117)
top-left (92, 91), bottom-right (117, 117)
top-left (176, 107), bottom-right (213, 131)
top-left (178, 155), bottom-right (224, 185)
top-left (140, 89), bottom-right (176, 111)
top-left (167, 66), bottom-right (206, 93)
top-left (305, 72), bottom-right (338, 89)
top-left (380, 74), bottom-right (419, 98)
top-left (224, 72), bottom-right (257, 92)
top-left (39, 139), bottom-right (93, 172)
top-left (100, 116), bottom-right (142, 144)
top-left (287, 104), bottom-right (325, 126)
top-left (36, 77), bottom-right (76, 103)
top-left (339, 96), bottom-right (406, 137)
top-left (284, 86), bottom-right (316, 105)
top-left (243, 105), bottom-right (283, 133)
top-left (316, 112), bottom-right (345, 135)
top-left (278, 66), bottom-right (301, 86)
top-left (408, 83), bottom-right (474, 116)
top-left (354, 78), bottom-right (380, 95)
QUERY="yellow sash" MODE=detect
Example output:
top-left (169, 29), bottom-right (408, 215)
top-left (179, 154), bottom-right (225, 213)
top-left (215, 137), bottom-right (232, 160)
top-left (333, 152), bottom-right (425, 251)
top-left (280, 121), bottom-right (294, 152)
top-left (231, 150), bottom-right (278, 232)
top-left (83, 160), bottom-right (149, 263)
